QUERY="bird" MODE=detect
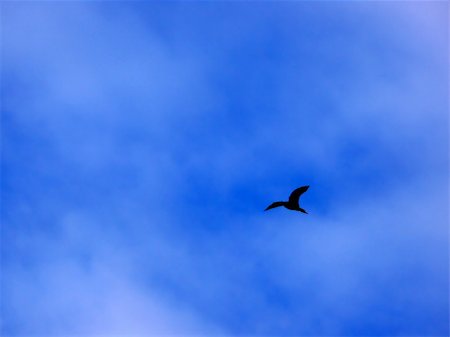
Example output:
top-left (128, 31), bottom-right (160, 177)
top-left (265, 185), bottom-right (309, 213)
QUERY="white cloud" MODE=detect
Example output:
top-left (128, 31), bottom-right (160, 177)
top-left (2, 1), bottom-right (447, 335)
top-left (3, 209), bottom-right (222, 335)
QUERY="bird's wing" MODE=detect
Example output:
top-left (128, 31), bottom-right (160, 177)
top-left (288, 185), bottom-right (309, 205)
top-left (265, 201), bottom-right (285, 211)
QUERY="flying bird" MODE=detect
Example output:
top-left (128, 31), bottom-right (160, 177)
top-left (265, 185), bottom-right (310, 213)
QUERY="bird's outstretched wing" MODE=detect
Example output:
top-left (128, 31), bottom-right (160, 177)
top-left (265, 201), bottom-right (285, 211)
top-left (288, 185), bottom-right (309, 206)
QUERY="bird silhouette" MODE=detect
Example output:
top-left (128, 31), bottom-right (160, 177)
top-left (265, 185), bottom-right (309, 213)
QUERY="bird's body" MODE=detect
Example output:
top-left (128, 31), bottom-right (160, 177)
top-left (265, 185), bottom-right (309, 213)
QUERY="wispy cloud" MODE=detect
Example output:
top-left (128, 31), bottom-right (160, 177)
top-left (2, 1), bottom-right (448, 336)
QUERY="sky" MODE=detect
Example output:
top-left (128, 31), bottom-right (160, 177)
top-left (1, 1), bottom-right (449, 336)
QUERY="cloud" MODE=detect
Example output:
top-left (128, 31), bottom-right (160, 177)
top-left (254, 178), bottom-right (447, 335)
top-left (2, 1), bottom-right (448, 336)
top-left (2, 2), bottom-right (222, 335)
top-left (3, 211), bottom-right (221, 335)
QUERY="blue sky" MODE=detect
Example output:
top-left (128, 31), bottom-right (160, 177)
top-left (1, 1), bottom-right (448, 336)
